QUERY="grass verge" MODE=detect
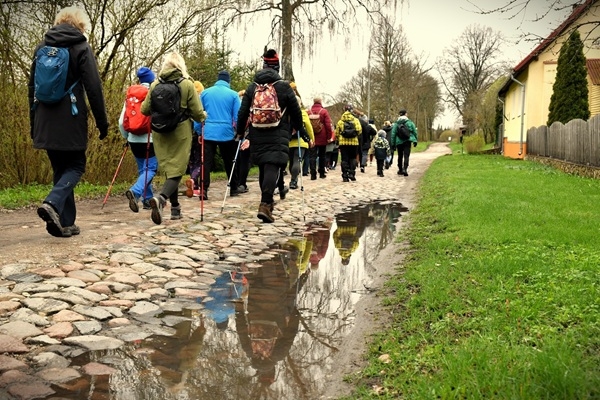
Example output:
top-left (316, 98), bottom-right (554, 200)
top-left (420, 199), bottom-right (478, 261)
top-left (344, 154), bottom-right (600, 399)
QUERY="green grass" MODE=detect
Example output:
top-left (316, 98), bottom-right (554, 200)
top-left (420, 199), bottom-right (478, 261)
top-left (344, 155), bottom-right (600, 399)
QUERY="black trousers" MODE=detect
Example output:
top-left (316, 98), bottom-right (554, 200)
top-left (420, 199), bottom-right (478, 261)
top-left (202, 139), bottom-right (239, 191)
top-left (45, 150), bottom-right (86, 227)
top-left (396, 141), bottom-right (412, 172)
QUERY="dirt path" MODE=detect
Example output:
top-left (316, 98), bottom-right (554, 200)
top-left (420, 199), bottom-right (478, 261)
top-left (0, 143), bottom-right (452, 399)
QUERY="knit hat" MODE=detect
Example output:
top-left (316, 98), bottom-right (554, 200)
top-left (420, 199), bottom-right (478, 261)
top-left (217, 70), bottom-right (230, 83)
top-left (344, 103), bottom-right (353, 112)
top-left (399, 109), bottom-right (407, 116)
top-left (262, 48), bottom-right (280, 72)
top-left (136, 67), bottom-right (155, 84)
top-left (378, 129), bottom-right (386, 138)
top-left (193, 80), bottom-right (204, 94)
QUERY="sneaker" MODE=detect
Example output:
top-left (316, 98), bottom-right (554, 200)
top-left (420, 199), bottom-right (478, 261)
top-left (64, 225), bottom-right (80, 236)
top-left (185, 179), bottom-right (194, 198)
top-left (397, 169), bottom-right (403, 175)
top-left (310, 172), bottom-right (317, 180)
top-left (171, 205), bottom-right (182, 220)
top-left (238, 185), bottom-right (249, 193)
top-left (199, 191), bottom-right (208, 201)
top-left (149, 196), bottom-right (165, 225)
top-left (403, 170), bottom-right (409, 177)
top-left (125, 190), bottom-right (139, 213)
top-left (37, 203), bottom-right (64, 238)
top-left (343, 177), bottom-right (349, 182)
top-left (229, 187), bottom-right (240, 197)
top-left (193, 189), bottom-right (200, 197)
top-left (360, 167), bottom-right (365, 173)
top-left (349, 176), bottom-right (356, 181)
top-left (289, 180), bottom-right (298, 190)
top-left (279, 186), bottom-right (289, 200)
top-left (257, 202), bottom-right (275, 223)
top-left (319, 173), bottom-right (326, 179)
top-left (142, 199), bottom-right (152, 210)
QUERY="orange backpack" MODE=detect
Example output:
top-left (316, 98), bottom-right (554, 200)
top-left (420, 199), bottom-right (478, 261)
top-left (123, 84), bottom-right (152, 135)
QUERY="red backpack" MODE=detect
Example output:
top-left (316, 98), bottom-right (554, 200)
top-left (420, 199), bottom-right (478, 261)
top-left (123, 84), bottom-right (152, 135)
top-left (250, 81), bottom-right (285, 128)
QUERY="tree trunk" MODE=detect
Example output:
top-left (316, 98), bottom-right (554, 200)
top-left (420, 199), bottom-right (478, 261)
top-left (281, 0), bottom-right (295, 82)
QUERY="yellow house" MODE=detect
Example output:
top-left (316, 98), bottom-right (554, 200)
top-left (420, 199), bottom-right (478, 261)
top-left (498, 0), bottom-right (600, 159)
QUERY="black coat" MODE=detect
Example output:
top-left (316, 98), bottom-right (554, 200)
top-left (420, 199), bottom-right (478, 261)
top-left (237, 68), bottom-right (303, 167)
top-left (382, 125), bottom-right (393, 146)
top-left (28, 23), bottom-right (108, 151)
top-left (359, 118), bottom-right (377, 150)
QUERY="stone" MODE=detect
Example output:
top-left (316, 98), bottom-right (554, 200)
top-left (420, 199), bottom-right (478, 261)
top-left (0, 355), bottom-right (28, 372)
top-left (43, 322), bottom-right (73, 338)
top-left (73, 320), bottom-right (102, 335)
top-left (52, 309), bottom-right (86, 322)
top-left (35, 367), bottom-right (80, 383)
top-left (63, 335), bottom-right (124, 351)
top-left (82, 362), bottom-right (117, 376)
top-left (0, 334), bottom-right (28, 353)
top-left (0, 321), bottom-right (43, 339)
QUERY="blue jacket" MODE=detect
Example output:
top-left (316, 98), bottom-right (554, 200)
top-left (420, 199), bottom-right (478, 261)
top-left (200, 80), bottom-right (241, 141)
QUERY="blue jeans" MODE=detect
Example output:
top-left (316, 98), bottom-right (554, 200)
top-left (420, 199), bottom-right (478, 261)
top-left (45, 150), bottom-right (86, 227)
top-left (131, 155), bottom-right (157, 200)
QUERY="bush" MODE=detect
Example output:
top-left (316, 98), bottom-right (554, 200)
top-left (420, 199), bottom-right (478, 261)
top-left (463, 134), bottom-right (485, 153)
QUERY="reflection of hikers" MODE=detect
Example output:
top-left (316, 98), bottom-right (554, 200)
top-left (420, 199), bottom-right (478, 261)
top-left (30, 6), bottom-right (108, 238)
top-left (333, 209), bottom-right (373, 265)
top-left (140, 51), bottom-right (206, 224)
top-left (204, 271), bottom-right (246, 330)
top-left (120, 67), bottom-right (157, 212)
top-left (307, 222), bottom-right (331, 269)
top-left (234, 245), bottom-right (306, 386)
top-left (335, 104), bottom-right (362, 182)
top-left (390, 109), bottom-right (418, 176)
top-left (236, 48), bottom-right (303, 223)
top-left (199, 70), bottom-right (242, 200)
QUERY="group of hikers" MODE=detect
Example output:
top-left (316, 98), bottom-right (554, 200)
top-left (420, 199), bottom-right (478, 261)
top-left (28, 6), bottom-right (418, 238)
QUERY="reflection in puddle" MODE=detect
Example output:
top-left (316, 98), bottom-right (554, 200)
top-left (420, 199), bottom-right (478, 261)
top-left (49, 201), bottom-right (406, 399)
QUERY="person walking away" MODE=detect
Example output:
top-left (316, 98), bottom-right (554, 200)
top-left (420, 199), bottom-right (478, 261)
top-left (372, 130), bottom-right (391, 177)
top-left (234, 90), bottom-right (252, 194)
top-left (335, 104), bottom-right (362, 182)
top-left (308, 96), bottom-right (335, 179)
top-left (140, 51), bottom-right (206, 224)
top-left (279, 95), bottom-right (313, 195)
top-left (390, 109), bottom-right (417, 176)
top-left (236, 48), bottom-right (303, 223)
top-left (198, 70), bottom-right (242, 200)
top-left (119, 66), bottom-right (157, 212)
top-left (355, 111), bottom-right (377, 173)
top-left (29, 6), bottom-right (108, 237)
top-left (187, 80), bottom-right (205, 197)
top-left (381, 120), bottom-right (393, 169)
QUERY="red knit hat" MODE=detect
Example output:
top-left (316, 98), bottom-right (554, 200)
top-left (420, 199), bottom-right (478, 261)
top-left (262, 48), bottom-right (280, 72)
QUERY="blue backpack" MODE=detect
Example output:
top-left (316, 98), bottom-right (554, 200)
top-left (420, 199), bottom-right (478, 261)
top-left (33, 46), bottom-right (79, 115)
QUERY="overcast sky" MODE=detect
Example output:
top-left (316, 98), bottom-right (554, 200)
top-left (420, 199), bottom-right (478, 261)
top-left (229, 0), bottom-right (573, 127)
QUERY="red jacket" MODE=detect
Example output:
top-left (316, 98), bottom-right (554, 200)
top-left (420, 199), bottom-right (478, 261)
top-left (309, 103), bottom-right (334, 146)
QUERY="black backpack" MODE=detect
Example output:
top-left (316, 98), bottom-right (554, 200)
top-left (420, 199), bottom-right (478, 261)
top-left (341, 120), bottom-right (358, 138)
top-left (150, 77), bottom-right (188, 133)
top-left (397, 120), bottom-right (410, 141)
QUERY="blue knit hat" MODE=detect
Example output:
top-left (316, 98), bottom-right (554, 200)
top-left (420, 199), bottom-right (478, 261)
top-left (137, 67), bottom-right (155, 84)
top-left (217, 70), bottom-right (231, 83)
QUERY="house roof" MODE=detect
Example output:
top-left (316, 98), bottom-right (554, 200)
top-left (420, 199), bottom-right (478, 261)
top-left (587, 59), bottom-right (600, 84)
top-left (499, 0), bottom-right (597, 95)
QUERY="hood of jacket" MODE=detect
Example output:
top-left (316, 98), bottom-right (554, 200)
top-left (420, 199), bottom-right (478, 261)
top-left (44, 23), bottom-right (87, 47)
top-left (341, 111), bottom-right (356, 122)
top-left (254, 68), bottom-right (282, 84)
top-left (382, 125), bottom-right (393, 133)
top-left (159, 67), bottom-right (184, 82)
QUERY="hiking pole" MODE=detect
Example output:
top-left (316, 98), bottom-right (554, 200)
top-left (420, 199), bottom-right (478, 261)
top-left (102, 142), bottom-right (129, 209)
top-left (297, 131), bottom-right (306, 222)
top-left (142, 131), bottom-right (151, 200)
top-left (220, 139), bottom-right (243, 213)
top-left (200, 125), bottom-right (205, 221)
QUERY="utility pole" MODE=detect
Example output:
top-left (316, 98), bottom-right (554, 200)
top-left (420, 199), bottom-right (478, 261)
top-left (367, 44), bottom-right (372, 119)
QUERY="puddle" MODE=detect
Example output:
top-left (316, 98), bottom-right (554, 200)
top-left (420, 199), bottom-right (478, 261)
top-left (47, 201), bottom-right (407, 399)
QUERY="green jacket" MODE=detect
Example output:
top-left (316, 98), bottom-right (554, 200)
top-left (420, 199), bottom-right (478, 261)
top-left (390, 116), bottom-right (417, 147)
top-left (141, 68), bottom-right (205, 178)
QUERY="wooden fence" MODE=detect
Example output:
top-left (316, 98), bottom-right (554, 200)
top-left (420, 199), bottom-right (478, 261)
top-left (527, 114), bottom-right (600, 166)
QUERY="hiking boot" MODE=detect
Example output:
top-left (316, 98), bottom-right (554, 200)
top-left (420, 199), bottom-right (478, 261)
top-left (257, 202), bottom-right (274, 223)
top-left (310, 172), bottom-right (317, 180)
top-left (360, 167), bottom-right (365, 173)
top-left (342, 177), bottom-right (349, 182)
top-left (279, 185), bottom-right (289, 200)
top-left (142, 199), bottom-right (152, 210)
top-left (319, 172), bottom-right (326, 179)
top-left (199, 191), bottom-right (208, 201)
top-left (403, 170), bottom-right (409, 176)
top-left (64, 225), bottom-right (80, 236)
top-left (37, 203), bottom-right (64, 238)
top-left (238, 185), bottom-right (249, 193)
top-left (125, 190), bottom-right (139, 213)
top-left (171, 205), bottom-right (182, 220)
top-left (185, 179), bottom-right (194, 198)
top-left (289, 180), bottom-right (298, 189)
top-left (397, 169), bottom-right (403, 175)
top-left (377, 171), bottom-right (384, 177)
top-left (149, 196), bottom-right (166, 225)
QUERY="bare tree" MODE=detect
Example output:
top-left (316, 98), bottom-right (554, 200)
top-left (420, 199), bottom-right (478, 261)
top-left (225, 0), bottom-right (403, 81)
top-left (437, 24), bottom-right (507, 132)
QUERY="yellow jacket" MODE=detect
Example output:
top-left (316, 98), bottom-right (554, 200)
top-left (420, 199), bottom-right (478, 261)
top-left (290, 108), bottom-right (314, 149)
top-left (335, 111), bottom-right (361, 146)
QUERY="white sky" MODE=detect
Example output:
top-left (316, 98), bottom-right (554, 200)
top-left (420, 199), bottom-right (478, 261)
top-left (228, 0), bottom-right (573, 127)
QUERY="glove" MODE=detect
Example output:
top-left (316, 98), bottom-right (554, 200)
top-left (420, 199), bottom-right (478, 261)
top-left (99, 127), bottom-right (108, 140)
top-left (413, 141), bottom-right (417, 148)
top-left (299, 128), bottom-right (310, 143)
